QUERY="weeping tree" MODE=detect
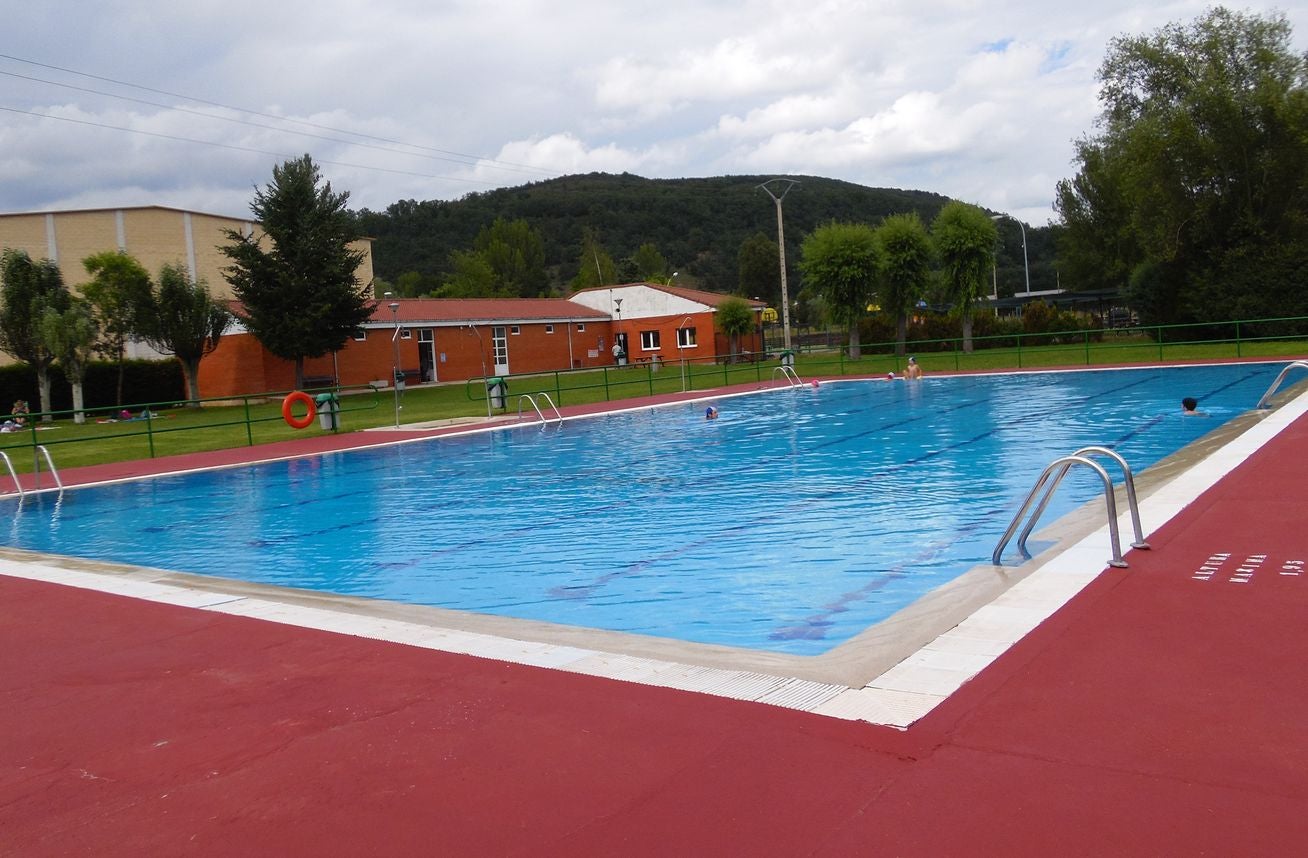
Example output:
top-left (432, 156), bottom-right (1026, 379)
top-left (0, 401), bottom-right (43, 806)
top-left (875, 213), bottom-right (933, 356)
top-left (139, 264), bottom-right (233, 406)
top-left (0, 249), bottom-right (71, 421)
top-left (931, 202), bottom-right (997, 352)
top-left (39, 299), bottom-right (98, 424)
top-left (799, 222), bottom-right (880, 359)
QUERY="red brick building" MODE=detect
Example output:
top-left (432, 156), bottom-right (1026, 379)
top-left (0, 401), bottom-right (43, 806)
top-left (197, 284), bottom-right (765, 398)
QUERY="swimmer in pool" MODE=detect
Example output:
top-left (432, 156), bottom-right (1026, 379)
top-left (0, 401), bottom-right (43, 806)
top-left (705, 406), bottom-right (719, 420)
top-left (1181, 397), bottom-right (1205, 415)
top-left (905, 356), bottom-right (923, 380)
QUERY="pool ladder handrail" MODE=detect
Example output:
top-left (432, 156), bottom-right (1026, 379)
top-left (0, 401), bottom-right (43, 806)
top-left (0, 451), bottom-right (21, 496)
top-left (993, 446), bottom-right (1150, 569)
top-left (1256, 360), bottom-right (1308, 409)
top-left (1, 445), bottom-right (62, 497)
top-left (516, 393), bottom-right (563, 427)
top-left (772, 365), bottom-right (803, 387)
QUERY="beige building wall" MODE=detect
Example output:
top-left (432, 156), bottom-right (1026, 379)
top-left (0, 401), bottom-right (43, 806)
top-left (0, 205), bottom-right (375, 367)
top-left (0, 206), bottom-right (374, 299)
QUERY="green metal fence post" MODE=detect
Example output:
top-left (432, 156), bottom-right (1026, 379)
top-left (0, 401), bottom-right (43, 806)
top-left (1017, 333), bottom-right (1023, 368)
top-left (554, 371), bottom-right (563, 406)
top-left (603, 367), bottom-right (611, 401)
top-left (647, 362), bottom-right (654, 396)
top-left (1084, 330), bottom-right (1091, 365)
top-left (244, 397), bottom-right (254, 447)
top-left (145, 410), bottom-right (156, 458)
top-left (1235, 321), bottom-right (1242, 357)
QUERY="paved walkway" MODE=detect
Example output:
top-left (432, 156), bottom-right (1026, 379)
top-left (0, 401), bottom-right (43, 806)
top-left (2, 381), bottom-right (1306, 855)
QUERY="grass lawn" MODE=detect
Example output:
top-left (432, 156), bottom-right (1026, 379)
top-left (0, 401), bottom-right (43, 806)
top-left (2, 336), bottom-right (1304, 476)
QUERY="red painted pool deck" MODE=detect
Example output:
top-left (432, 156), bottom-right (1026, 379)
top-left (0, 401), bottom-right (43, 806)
top-left (3, 385), bottom-right (1307, 855)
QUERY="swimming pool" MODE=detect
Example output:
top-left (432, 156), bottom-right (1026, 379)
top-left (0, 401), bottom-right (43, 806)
top-left (0, 363), bottom-right (1280, 656)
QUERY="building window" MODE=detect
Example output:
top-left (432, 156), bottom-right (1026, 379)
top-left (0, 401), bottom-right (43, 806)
top-left (677, 327), bottom-right (697, 348)
top-left (353, 330), bottom-right (367, 342)
top-left (640, 330), bottom-right (661, 350)
top-left (576, 323), bottom-right (586, 332)
top-left (510, 325), bottom-right (521, 335)
top-left (545, 324), bottom-right (554, 334)
top-left (401, 328), bottom-right (412, 340)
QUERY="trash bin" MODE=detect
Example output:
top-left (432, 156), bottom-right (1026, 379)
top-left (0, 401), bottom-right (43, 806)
top-left (487, 377), bottom-right (507, 409)
top-left (780, 349), bottom-right (795, 367)
top-left (315, 393), bottom-right (340, 430)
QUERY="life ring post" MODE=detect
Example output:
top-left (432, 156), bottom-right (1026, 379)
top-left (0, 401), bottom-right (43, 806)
top-left (282, 391), bottom-right (317, 429)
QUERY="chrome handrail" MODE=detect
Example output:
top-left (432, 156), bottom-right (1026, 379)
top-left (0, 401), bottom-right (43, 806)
top-left (1017, 446), bottom-right (1150, 554)
top-left (35, 445), bottom-right (63, 491)
top-left (1256, 360), bottom-right (1308, 409)
top-left (0, 451), bottom-right (22, 496)
top-left (516, 393), bottom-right (563, 427)
top-left (993, 450), bottom-right (1145, 569)
top-left (772, 365), bottom-right (803, 387)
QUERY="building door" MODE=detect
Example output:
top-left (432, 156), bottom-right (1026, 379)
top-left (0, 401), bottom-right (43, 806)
top-left (492, 326), bottom-right (509, 376)
top-left (419, 329), bottom-right (437, 381)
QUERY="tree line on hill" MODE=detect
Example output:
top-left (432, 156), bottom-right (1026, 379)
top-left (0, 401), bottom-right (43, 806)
top-left (355, 6), bottom-right (1308, 340)
top-left (351, 173), bottom-right (1055, 307)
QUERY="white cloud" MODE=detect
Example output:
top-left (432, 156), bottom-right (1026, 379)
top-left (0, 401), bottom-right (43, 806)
top-left (0, 0), bottom-right (1302, 227)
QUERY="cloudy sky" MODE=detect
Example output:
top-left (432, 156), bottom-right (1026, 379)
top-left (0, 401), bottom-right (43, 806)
top-left (3, 1), bottom-right (1304, 228)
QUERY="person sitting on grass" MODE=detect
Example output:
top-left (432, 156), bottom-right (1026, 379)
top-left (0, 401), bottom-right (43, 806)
top-left (11, 399), bottom-right (29, 427)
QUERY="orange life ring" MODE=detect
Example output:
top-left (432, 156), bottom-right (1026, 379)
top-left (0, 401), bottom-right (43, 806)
top-left (282, 391), bottom-right (317, 429)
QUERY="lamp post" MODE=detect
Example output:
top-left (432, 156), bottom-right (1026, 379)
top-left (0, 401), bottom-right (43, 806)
top-left (465, 323), bottom-right (492, 419)
top-left (613, 296), bottom-right (624, 365)
top-left (991, 213), bottom-right (1030, 295)
top-left (759, 178), bottom-right (799, 350)
top-left (386, 293), bottom-right (402, 428)
top-left (676, 314), bottom-right (694, 392)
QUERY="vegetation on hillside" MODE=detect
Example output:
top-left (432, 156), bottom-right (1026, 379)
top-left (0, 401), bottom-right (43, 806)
top-left (353, 174), bottom-right (1054, 299)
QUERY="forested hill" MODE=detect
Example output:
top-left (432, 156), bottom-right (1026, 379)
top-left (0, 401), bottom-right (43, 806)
top-left (351, 173), bottom-right (972, 295)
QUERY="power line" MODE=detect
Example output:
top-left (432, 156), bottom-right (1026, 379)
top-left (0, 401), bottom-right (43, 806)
top-left (0, 52), bottom-right (559, 178)
top-left (0, 105), bottom-right (495, 186)
top-left (0, 69), bottom-right (550, 179)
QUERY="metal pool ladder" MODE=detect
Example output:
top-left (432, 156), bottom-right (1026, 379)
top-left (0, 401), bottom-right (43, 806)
top-left (1, 445), bottom-right (63, 497)
top-left (993, 446), bottom-right (1150, 569)
top-left (516, 393), bottom-right (563, 427)
top-left (772, 365), bottom-right (803, 387)
top-left (1256, 360), bottom-right (1308, 409)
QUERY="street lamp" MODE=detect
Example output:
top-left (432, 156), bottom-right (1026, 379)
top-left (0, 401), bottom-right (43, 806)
top-left (676, 314), bottom-right (694, 392)
top-left (759, 178), bottom-right (799, 350)
top-left (613, 296), bottom-right (624, 365)
top-left (991, 213), bottom-right (1030, 295)
top-left (464, 324), bottom-right (492, 419)
top-left (385, 293), bottom-right (402, 428)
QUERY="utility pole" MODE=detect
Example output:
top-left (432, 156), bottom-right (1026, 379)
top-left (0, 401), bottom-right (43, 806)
top-left (759, 179), bottom-right (799, 350)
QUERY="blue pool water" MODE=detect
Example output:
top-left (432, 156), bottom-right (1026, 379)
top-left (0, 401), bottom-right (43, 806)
top-left (1, 363), bottom-right (1280, 655)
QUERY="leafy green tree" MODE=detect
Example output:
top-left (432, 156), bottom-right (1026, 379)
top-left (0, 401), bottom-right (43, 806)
top-left (80, 250), bottom-right (154, 406)
top-left (1055, 8), bottom-right (1308, 324)
top-left (799, 222), bottom-right (880, 359)
top-left (0, 249), bottom-right (71, 419)
top-left (874, 213), bottom-right (933, 356)
top-left (221, 154), bottom-right (374, 388)
top-left (931, 202), bottom-right (997, 352)
top-left (737, 232), bottom-right (780, 305)
top-left (441, 250), bottom-right (499, 298)
top-left (451, 217), bottom-right (548, 297)
top-left (715, 296), bottom-right (755, 362)
top-left (631, 242), bottom-right (667, 281)
top-left (139, 264), bottom-right (233, 406)
top-left (39, 299), bottom-right (98, 423)
top-left (570, 228), bottom-right (617, 289)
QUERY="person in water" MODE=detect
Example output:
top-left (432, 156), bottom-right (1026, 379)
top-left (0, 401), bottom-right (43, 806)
top-left (904, 357), bottom-right (923, 380)
top-left (1181, 397), bottom-right (1205, 415)
top-left (705, 406), bottom-right (719, 420)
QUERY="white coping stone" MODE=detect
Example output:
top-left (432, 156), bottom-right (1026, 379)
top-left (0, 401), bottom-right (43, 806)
top-left (3, 380), bottom-right (1305, 730)
top-left (811, 686), bottom-right (944, 728)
